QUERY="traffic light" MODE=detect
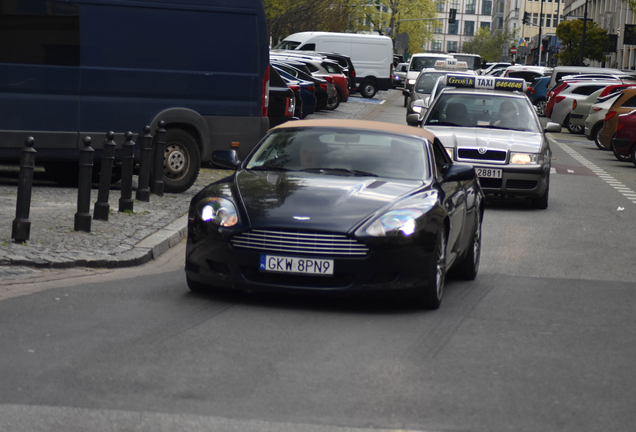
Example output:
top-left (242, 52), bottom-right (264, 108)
top-left (449, 8), bottom-right (457, 24)
top-left (523, 12), bottom-right (531, 25)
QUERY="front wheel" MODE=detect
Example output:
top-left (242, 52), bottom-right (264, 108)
top-left (153, 128), bottom-right (201, 193)
top-left (566, 115), bottom-right (584, 134)
top-left (611, 137), bottom-right (632, 161)
top-left (360, 80), bottom-right (377, 98)
top-left (418, 228), bottom-right (447, 309)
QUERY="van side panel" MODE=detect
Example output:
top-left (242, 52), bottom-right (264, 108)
top-left (78, 1), bottom-right (267, 155)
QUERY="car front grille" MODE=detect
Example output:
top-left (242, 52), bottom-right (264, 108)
top-left (457, 148), bottom-right (507, 162)
top-left (230, 229), bottom-right (369, 256)
top-left (506, 180), bottom-right (538, 190)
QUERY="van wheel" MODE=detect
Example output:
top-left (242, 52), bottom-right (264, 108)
top-left (326, 92), bottom-right (340, 110)
top-left (360, 80), bottom-right (377, 98)
top-left (152, 128), bottom-right (201, 193)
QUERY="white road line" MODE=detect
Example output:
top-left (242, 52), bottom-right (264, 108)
top-left (552, 139), bottom-right (636, 205)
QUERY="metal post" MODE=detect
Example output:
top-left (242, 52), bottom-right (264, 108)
top-left (580, 0), bottom-right (588, 66)
top-left (537, 0), bottom-right (544, 66)
top-left (74, 137), bottom-right (94, 233)
top-left (151, 121), bottom-right (166, 197)
top-left (119, 131), bottom-right (135, 212)
top-left (135, 125), bottom-right (152, 202)
top-left (93, 131), bottom-right (116, 221)
top-left (11, 137), bottom-right (37, 243)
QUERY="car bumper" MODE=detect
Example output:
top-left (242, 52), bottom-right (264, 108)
top-left (185, 233), bottom-right (439, 296)
top-left (473, 163), bottom-right (550, 198)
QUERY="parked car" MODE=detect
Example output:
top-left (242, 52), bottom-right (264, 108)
top-left (503, 65), bottom-right (552, 85)
top-left (480, 62), bottom-right (511, 75)
top-left (527, 76), bottom-right (550, 116)
top-left (547, 66), bottom-right (635, 92)
top-left (598, 87), bottom-right (636, 160)
top-left (270, 60), bottom-right (332, 111)
top-left (611, 110), bottom-right (636, 164)
top-left (569, 84), bottom-right (636, 131)
top-left (585, 92), bottom-right (626, 149)
top-left (185, 119), bottom-right (484, 309)
top-left (549, 81), bottom-right (620, 134)
top-left (393, 62), bottom-right (409, 88)
top-left (276, 68), bottom-right (317, 118)
top-left (274, 32), bottom-right (393, 98)
top-left (318, 51), bottom-right (357, 94)
top-left (267, 67), bottom-right (296, 128)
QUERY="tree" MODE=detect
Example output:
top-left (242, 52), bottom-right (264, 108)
top-left (462, 27), bottom-right (518, 62)
top-left (555, 19), bottom-right (610, 65)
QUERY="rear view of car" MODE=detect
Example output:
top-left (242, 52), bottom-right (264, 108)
top-left (598, 87), bottom-right (636, 159)
top-left (550, 81), bottom-right (619, 134)
top-left (611, 110), bottom-right (636, 163)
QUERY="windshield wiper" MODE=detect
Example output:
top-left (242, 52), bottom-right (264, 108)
top-left (300, 167), bottom-right (377, 177)
top-left (247, 165), bottom-right (292, 172)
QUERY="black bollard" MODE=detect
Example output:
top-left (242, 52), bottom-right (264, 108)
top-left (11, 137), bottom-right (37, 243)
top-left (74, 136), bottom-right (94, 233)
top-left (135, 125), bottom-right (152, 202)
top-left (119, 131), bottom-right (135, 212)
top-left (151, 120), bottom-right (166, 197)
top-left (93, 131), bottom-right (116, 221)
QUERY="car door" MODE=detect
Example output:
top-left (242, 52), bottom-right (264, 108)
top-left (431, 139), bottom-right (466, 265)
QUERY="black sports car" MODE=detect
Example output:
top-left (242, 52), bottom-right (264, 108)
top-left (185, 119), bottom-right (484, 309)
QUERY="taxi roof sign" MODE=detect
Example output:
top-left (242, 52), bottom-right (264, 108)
top-left (443, 74), bottom-right (527, 92)
top-left (434, 59), bottom-right (468, 71)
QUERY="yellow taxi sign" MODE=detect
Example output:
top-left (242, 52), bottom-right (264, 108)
top-left (443, 74), bottom-right (527, 92)
top-left (434, 59), bottom-right (468, 71)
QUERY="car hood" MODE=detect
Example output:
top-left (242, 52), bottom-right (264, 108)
top-left (235, 170), bottom-right (425, 232)
top-left (424, 126), bottom-right (543, 153)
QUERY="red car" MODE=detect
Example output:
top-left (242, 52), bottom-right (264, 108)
top-left (611, 109), bottom-right (636, 164)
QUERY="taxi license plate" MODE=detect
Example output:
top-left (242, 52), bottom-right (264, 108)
top-left (260, 255), bottom-right (334, 276)
top-left (476, 168), bottom-right (502, 179)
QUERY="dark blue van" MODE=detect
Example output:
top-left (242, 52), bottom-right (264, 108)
top-left (0, 0), bottom-right (269, 192)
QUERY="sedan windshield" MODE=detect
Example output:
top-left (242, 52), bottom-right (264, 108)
top-left (424, 93), bottom-right (541, 132)
top-left (245, 128), bottom-right (430, 180)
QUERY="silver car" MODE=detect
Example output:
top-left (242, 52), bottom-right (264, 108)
top-left (570, 84), bottom-right (636, 129)
top-left (549, 81), bottom-right (620, 134)
top-left (417, 76), bottom-right (560, 209)
top-left (584, 92), bottom-right (624, 149)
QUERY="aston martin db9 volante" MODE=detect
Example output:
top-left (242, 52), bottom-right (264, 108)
top-left (185, 119), bottom-right (484, 309)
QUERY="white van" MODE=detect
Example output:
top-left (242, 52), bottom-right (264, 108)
top-left (274, 32), bottom-right (393, 98)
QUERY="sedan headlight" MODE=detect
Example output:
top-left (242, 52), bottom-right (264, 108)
top-left (412, 105), bottom-right (422, 113)
top-left (510, 152), bottom-right (544, 165)
top-left (408, 79), bottom-right (416, 85)
top-left (367, 209), bottom-right (423, 237)
top-left (196, 197), bottom-right (238, 227)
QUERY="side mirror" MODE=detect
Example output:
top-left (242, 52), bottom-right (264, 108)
top-left (407, 113), bottom-right (421, 126)
top-left (544, 122), bottom-right (562, 133)
top-left (212, 150), bottom-right (241, 169)
top-left (443, 163), bottom-right (475, 182)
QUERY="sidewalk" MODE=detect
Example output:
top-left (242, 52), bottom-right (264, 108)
top-left (0, 166), bottom-right (229, 278)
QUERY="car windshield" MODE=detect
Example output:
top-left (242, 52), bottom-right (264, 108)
top-left (415, 72), bottom-right (447, 94)
top-left (245, 127), bottom-right (430, 180)
top-left (424, 93), bottom-right (541, 132)
top-left (410, 56), bottom-right (448, 71)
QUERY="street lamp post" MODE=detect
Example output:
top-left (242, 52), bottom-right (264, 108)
top-left (579, 0), bottom-right (588, 65)
top-left (537, 0), bottom-right (544, 66)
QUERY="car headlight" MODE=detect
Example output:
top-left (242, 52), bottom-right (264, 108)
top-left (196, 197), bottom-right (238, 227)
top-left (408, 79), bottom-right (416, 85)
top-left (510, 152), bottom-right (544, 165)
top-left (366, 209), bottom-right (423, 237)
top-left (412, 105), bottom-right (422, 113)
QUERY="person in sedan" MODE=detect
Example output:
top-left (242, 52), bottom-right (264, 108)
top-left (493, 100), bottom-right (518, 128)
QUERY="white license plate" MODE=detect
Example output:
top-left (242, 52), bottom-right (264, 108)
top-left (476, 168), bottom-right (503, 178)
top-left (260, 255), bottom-right (334, 275)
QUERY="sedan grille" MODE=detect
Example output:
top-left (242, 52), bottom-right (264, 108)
top-left (457, 148), bottom-right (507, 162)
top-left (231, 230), bottom-right (369, 256)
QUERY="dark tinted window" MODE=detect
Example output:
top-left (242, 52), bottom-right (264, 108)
top-left (298, 43), bottom-right (315, 51)
top-left (622, 95), bottom-right (636, 108)
top-left (0, 0), bottom-right (79, 66)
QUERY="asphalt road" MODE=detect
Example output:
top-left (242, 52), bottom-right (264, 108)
top-left (2, 90), bottom-right (636, 432)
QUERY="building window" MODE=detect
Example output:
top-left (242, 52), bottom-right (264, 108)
top-left (433, 19), bottom-right (444, 33)
top-left (533, 13), bottom-right (538, 25)
top-left (0, 0), bottom-right (80, 66)
top-left (450, 0), bottom-right (461, 10)
top-left (447, 41), bottom-right (458, 52)
top-left (546, 14), bottom-right (551, 27)
top-left (464, 21), bottom-right (474, 35)
top-left (449, 21), bottom-right (459, 34)
top-left (481, 0), bottom-right (492, 15)
top-left (436, 0), bottom-right (445, 12)
top-left (431, 40), bottom-right (443, 52)
top-left (480, 22), bottom-right (491, 31)
top-left (466, 0), bottom-right (476, 14)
